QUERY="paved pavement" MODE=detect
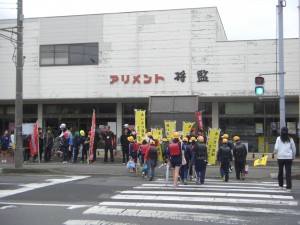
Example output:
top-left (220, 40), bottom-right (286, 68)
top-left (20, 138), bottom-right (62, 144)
top-left (1, 151), bottom-right (300, 180)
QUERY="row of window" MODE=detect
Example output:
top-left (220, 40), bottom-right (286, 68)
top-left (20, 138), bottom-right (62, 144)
top-left (40, 43), bottom-right (98, 66)
top-left (0, 102), bottom-right (298, 116)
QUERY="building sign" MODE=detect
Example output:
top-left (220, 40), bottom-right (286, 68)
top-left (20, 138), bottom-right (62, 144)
top-left (197, 70), bottom-right (209, 82)
top-left (110, 74), bottom-right (165, 84)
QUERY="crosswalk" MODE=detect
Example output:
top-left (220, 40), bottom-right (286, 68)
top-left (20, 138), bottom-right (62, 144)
top-left (63, 178), bottom-right (300, 225)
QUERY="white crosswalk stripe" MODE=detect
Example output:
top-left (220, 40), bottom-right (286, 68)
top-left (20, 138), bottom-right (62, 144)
top-left (65, 178), bottom-right (300, 225)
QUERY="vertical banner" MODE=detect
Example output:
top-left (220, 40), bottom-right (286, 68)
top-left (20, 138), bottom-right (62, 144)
top-left (89, 109), bottom-right (96, 161)
top-left (30, 122), bottom-right (39, 156)
top-left (135, 109), bottom-right (146, 143)
top-left (164, 120), bottom-right (176, 140)
top-left (182, 121), bottom-right (195, 137)
top-left (207, 129), bottom-right (220, 165)
top-left (152, 129), bottom-right (163, 162)
top-left (195, 111), bottom-right (203, 131)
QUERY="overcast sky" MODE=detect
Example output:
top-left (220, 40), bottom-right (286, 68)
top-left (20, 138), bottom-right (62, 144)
top-left (0, 0), bottom-right (298, 40)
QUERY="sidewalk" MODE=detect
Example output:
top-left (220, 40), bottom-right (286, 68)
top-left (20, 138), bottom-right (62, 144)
top-left (1, 151), bottom-right (300, 179)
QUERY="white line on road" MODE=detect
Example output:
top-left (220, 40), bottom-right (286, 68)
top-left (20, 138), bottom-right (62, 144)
top-left (0, 176), bottom-right (89, 199)
top-left (0, 201), bottom-right (92, 209)
top-left (134, 185), bottom-right (287, 193)
top-left (83, 206), bottom-right (250, 224)
top-left (111, 194), bottom-right (298, 206)
top-left (99, 201), bottom-right (300, 215)
top-left (120, 190), bottom-right (293, 199)
top-left (63, 220), bottom-right (140, 225)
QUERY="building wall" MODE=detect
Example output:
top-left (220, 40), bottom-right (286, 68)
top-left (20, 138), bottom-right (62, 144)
top-left (0, 7), bottom-right (298, 101)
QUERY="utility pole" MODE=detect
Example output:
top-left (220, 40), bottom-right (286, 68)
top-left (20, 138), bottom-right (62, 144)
top-left (277, 0), bottom-right (286, 129)
top-left (15, 0), bottom-right (24, 168)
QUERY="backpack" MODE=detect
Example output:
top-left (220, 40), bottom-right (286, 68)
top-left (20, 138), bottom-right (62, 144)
top-left (148, 147), bottom-right (158, 159)
top-left (195, 143), bottom-right (207, 160)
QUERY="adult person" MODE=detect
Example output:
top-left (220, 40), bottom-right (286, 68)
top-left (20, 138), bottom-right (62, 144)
top-left (101, 125), bottom-right (115, 163)
top-left (144, 140), bottom-right (158, 181)
top-left (0, 130), bottom-right (9, 163)
top-left (33, 127), bottom-right (44, 162)
top-left (194, 136), bottom-right (208, 184)
top-left (44, 127), bottom-right (54, 162)
top-left (66, 126), bottom-right (73, 162)
top-left (217, 138), bottom-right (232, 182)
top-left (166, 132), bottom-right (182, 188)
top-left (120, 128), bottom-right (130, 164)
top-left (274, 127), bottom-right (296, 192)
top-left (92, 131), bottom-right (100, 163)
top-left (232, 136), bottom-right (247, 180)
top-left (23, 135), bottom-right (31, 163)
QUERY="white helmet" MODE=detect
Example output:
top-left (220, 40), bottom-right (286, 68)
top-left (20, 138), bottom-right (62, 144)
top-left (60, 123), bottom-right (66, 129)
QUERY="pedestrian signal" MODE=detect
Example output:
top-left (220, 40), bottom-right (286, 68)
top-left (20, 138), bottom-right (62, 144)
top-left (255, 77), bottom-right (264, 95)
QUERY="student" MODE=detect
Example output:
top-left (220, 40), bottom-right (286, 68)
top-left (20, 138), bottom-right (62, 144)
top-left (144, 140), bottom-right (158, 181)
top-left (194, 136), bottom-right (208, 184)
top-left (217, 138), bottom-right (232, 182)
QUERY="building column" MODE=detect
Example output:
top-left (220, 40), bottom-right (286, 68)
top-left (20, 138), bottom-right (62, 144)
top-left (212, 101), bottom-right (219, 129)
top-left (116, 102), bottom-right (122, 150)
top-left (37, 104), bottom-right (43, 128)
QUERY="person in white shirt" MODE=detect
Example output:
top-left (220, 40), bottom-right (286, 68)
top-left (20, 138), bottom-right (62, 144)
top-left (274, 127), bottom-right (296, 192)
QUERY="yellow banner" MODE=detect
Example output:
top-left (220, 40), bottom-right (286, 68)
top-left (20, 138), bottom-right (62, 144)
top-left (258, 136), bottom-right (269, 153)
top-left (135, 109), bottom-right (146, 143)
top-left (207, 129), bottom-right (220, 165)
top-left (152, 129), bottom-right (163, 162)
top-left (254, 155), bottom-right (268, 167)
top-left (164, 121), bottom-right (176, 140)
top-left (152, 129), bottom-right (163, 141)
top-left (183, 121), bottom-right (194, 137)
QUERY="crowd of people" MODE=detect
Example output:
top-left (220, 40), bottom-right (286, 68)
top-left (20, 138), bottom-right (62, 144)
top-left (122, 127), bottom-right (250, 188)
top-left (0, 123), bottom-right (297, 191)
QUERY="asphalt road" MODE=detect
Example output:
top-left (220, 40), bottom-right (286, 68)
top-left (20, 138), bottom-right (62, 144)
top-left (0, 174), bottom-right (300, 225)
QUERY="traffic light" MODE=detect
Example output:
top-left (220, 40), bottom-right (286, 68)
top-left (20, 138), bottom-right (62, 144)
top-left (255, 76), bottom-right (264, 95)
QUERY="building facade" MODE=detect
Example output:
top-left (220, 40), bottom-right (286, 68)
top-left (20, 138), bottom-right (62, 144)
top-left (0, 7), bottom-right (299, 154)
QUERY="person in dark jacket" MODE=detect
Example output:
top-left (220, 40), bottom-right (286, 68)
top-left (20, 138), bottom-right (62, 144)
top-left (44, 127), bottom-right (54, 162)
top-left (179, 137), bottom-right (191, 185)
top-left (0, 130), bottom-right (9, 163)
top-left (232, 136), bottom-right (247, 180)
top-left (23, 135), bottom-right (31, 162)
top-left (194, 136), bottom-right (208, 184)
top-left (101, 125), bottom-right (115, 163)
top-left (217, 138), bottom-right (233, 182)
top-left (72, 131), bottom-right (81, 163)
top-left (120, 128), bottom-right (130, 164)
top-left (92, 131), bottom-right (100, 163)
top-left (80, 130), bottom-right (89, 163)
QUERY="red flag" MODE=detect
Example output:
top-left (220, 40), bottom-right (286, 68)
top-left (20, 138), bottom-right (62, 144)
top-left (30, 123), bottom-right (39, 156)
top-left (195, 111), bottom-right (203, 131)
top-left (89, 109), bottom-right (96, 160)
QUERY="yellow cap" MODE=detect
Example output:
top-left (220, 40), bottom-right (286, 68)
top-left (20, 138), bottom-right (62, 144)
top-left (80, 130), bottom-right (85, 136)
top-left (150, 140), bottom-right (155, 145)
top-left (233, 136), bottom-right (240, 141)
top-left (189, 137), bottom-right (196, 142)
top-left (222, 138), bottom-right (228, 144)
top-left (127, 136), bottom-right (134, 142)
top-left (147, 132), bottom-right (152, 137)
top-left (182, 137), bottom-right (188, 142)
top-left (221, 134), bottom-right (229, 139)
top-left (162, 138), bottom-right (168, 142)
top-left (197, 136), bottom-right (204, 142)
top-left (173, 132), bottom-right (180, 139)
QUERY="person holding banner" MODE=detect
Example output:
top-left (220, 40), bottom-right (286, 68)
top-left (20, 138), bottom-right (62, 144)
top-left (274, 127), bottom-right (296, 192)
top-left (217, 138), bottom-right (233, 182)
top-left (166, 132), bottom-right (182, 188)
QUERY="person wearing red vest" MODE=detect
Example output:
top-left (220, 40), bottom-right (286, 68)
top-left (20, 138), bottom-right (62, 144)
top-left (138, 139), bottom-right (149, 165)
top-left (144, 140), bottom-right (158, 181)
top-left (166, 132), bottom-right (182, 188)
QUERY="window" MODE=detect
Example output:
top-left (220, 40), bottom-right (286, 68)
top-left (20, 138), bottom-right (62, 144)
top-left (23, 104), bottom-right (37, 115)
top-left (40, 43), bottom-right (98, 66)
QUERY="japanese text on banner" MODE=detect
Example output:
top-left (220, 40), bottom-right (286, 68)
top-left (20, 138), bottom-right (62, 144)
top-left (135, 109), bottom-right (146, 143)
top-left (207, 129), bottom-right (220, 165)
top-left (164, 121), bottom-right (176, 140)
top-left (152, 129), bottom-right (163, 162)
